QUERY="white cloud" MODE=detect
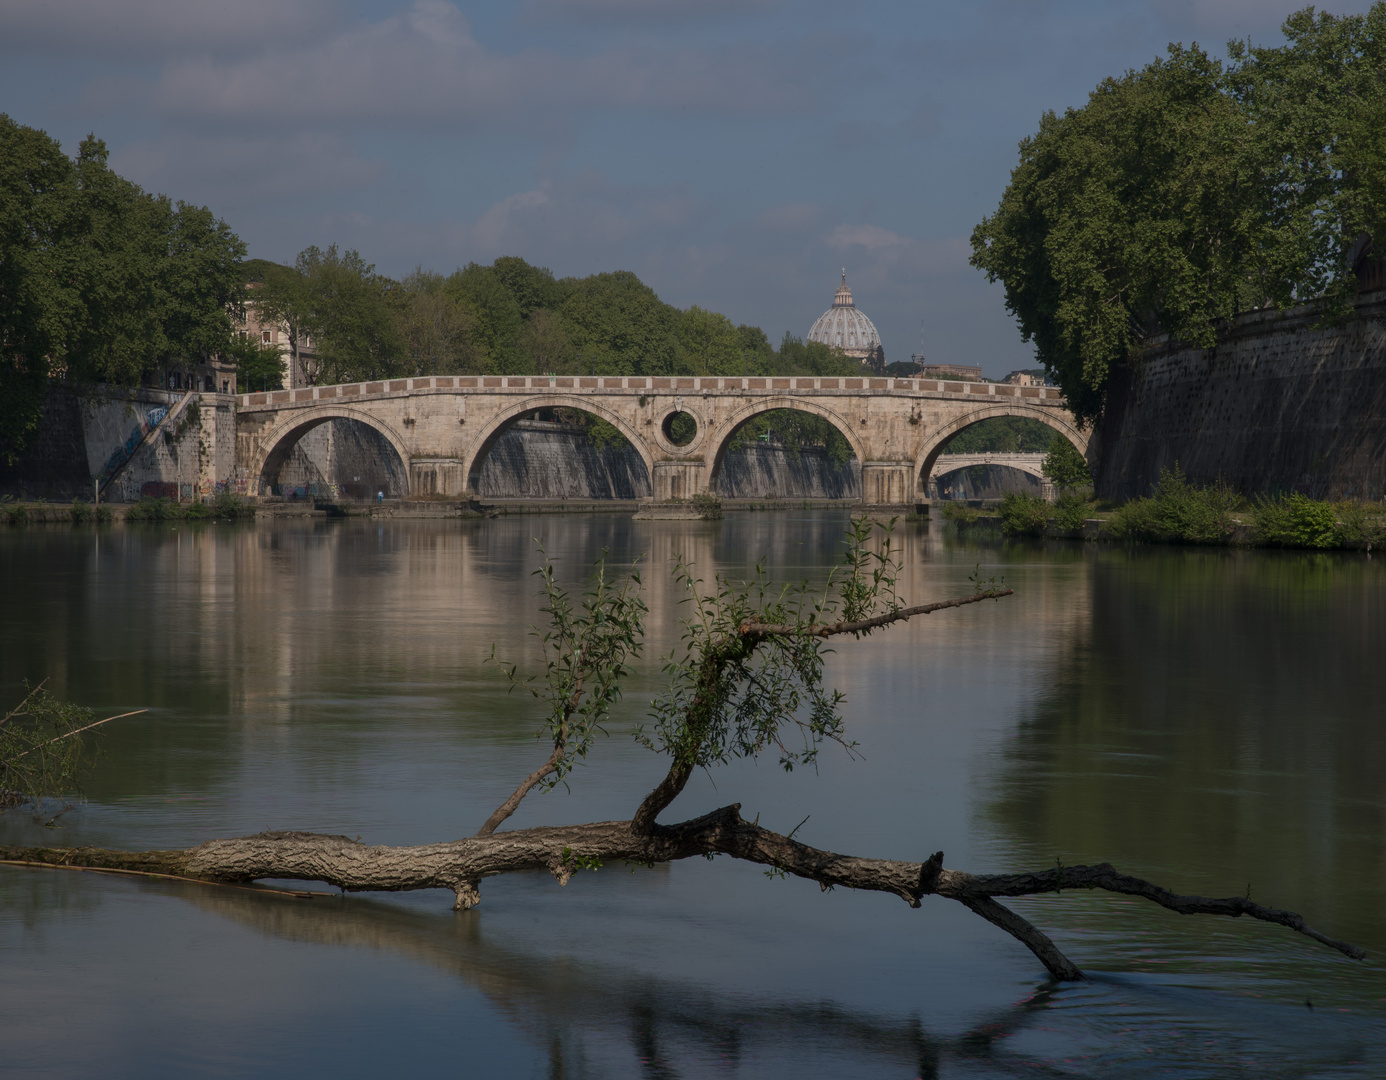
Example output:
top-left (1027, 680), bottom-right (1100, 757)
top-left (147, 0), bottom-right (807, 126)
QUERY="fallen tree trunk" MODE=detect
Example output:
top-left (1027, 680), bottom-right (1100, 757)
top-left (0, 802), bottom-right (1363, 982)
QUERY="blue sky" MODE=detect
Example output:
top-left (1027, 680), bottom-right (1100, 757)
top-left (1, 0), bottom-right (1373, 377)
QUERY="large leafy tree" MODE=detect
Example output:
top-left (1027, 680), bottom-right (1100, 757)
top-left (970, 45), bottom-right (1263, 425)
top-left (393, 268), bottom-right (486, 376)
top-left (0, 116), bottom-right (245, 462)
top-left (557, 270), bottom-right (682, 376)
top-left (972, 5), bottom-right (1386, 426)
top-left (252, 245), bottom-right (405, 385)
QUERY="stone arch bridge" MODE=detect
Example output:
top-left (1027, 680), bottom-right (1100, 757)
top-left (235, 374), bottom-right (1085, 505)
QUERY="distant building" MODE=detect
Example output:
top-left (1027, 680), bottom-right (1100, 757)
top-left (918, 363), bottom-right (983, 381)
top-left (808, 271), bottom-right (885, 370)
top-left (236, 279), bottom-right (319, 389)
top-left (1003, 369), bottom-right (1051, 387)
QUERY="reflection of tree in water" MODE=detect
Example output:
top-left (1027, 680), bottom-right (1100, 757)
top-left (181, 884), bottom-right (1073, 1079)
top-left (979, 548), bottom-right (1386, 996)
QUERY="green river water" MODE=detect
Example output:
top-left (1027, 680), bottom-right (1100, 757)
top-left (1, 512), bottom-right (1382, 1078)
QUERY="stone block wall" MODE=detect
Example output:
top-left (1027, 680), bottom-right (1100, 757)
top-left (1096, 293), bottom-right (1386, 501)
top-left (0, 384), bottom-right (239, 502)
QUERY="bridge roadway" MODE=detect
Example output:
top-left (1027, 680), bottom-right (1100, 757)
top-left (236, 373), bottom-right (1085, 505)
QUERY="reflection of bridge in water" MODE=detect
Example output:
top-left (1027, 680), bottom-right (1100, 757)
top-left (237, 375), bottom-right (1085, 505)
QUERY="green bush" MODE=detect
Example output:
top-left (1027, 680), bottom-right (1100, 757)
top-left (1332, 501), bottom-right (1386, 546)
top-left (1052, 492), bottom-right (1089, 531)
top-left (941, 502), bottom-right (980, 524)
top-left (1253, 493), bottom-right (1339, 548)
top-left (124, 497), bottom-right (180, 522)
top-left (209, 492), bottom-right (255, 519)
top-left (69, 501), bottom-right (92, 524)
top-left (999, 491), bottom-right (1053, 536)
top-left (1107, 465), bottom-right (1238, 543)
top-left (4, 505), bottom-right (28, 525)
top-left (182, 500), bottom-right (212, 520)
top-left (690, 492), bottom-right (723, 520)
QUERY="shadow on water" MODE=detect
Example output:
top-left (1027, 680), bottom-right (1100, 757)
top-left (976, 543), bottom-right (1386, 1015)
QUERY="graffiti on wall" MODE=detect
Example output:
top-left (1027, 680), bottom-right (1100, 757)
top-left (99, 406), bottom-right (169, 486)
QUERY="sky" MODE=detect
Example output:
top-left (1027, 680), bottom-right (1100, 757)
top-left (1, 0), bottom-right (1376, 378)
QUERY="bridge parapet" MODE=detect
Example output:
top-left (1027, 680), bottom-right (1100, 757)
top-left (237, 374), bottom-right (1066, 410)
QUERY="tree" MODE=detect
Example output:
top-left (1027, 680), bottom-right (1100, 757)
top-left (251, 246), bottom-right (405, 385)
top-left (393, 268), bottom-right (486, 376)
top-left (518, 308), bottom-right (574, 373)
top-left (222, 332), bottom-right (284, 392)
top-left (970, 45), bottom-right (1263, 426)
top-left (558, 270), bottom-right (681, 376)
top-left (971, 5), bottom-right (1386, 426)
top-left (0, 117), bottom-right (244, 461)
top-left (0, 521), bottom-right (1362, 981)
top-left (678, 305), bottom-right (743, 376)
top-left (1042, 434), bottom-right (1093, 490)
top-left (446, 263), bottom-right (526, 373)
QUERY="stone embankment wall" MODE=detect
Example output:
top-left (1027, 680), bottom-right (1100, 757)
top-left (476, 420), bottom-right (652, 499)
top-left (0, 385), bottom-right (235, 502)
top-left (1097, 292), bottom-right (1386, 501)
top-left (714, 444), bottom-right (859, 500)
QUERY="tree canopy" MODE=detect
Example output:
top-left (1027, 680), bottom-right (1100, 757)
top-left (0, 115), bottom-right (245, 462)
top-left (971, 5), bottom-right (1386, 426)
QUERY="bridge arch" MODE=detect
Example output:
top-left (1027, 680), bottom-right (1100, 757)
top-left (706, 397), bottom-right (866, 495)
top-left (931, 455), bottom-right (1048, 483)
top-left (915, 404), bottom-right (1088, 493)
top-left (249, 405), bottom-right (413, 497)
top-left (463, 395), bottom-right (655, 495)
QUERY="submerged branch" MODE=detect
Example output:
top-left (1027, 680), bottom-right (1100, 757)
top-left (740, 589), bottom-right (1014, 639)
top-left (0, 803), bottom-right (1362, 982)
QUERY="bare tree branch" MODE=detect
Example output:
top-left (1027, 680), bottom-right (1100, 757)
top-left (0, 803), bottom-right (1362, 982)
top-left (740, 589), bottom-right (1014, 639)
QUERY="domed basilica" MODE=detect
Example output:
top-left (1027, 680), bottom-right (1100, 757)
top-left (807, 270), bottom-right (885, 370)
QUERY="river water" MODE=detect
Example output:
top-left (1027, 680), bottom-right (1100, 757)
top-left (1, 513), bottom-right (1383, 1078)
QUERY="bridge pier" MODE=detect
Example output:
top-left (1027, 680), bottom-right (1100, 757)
top-left (652, 460), bottom-right (707, 501)
top-left (861, 462), bottom-right (915, 507)
top-left (410, 459), bottom-right (466, 497)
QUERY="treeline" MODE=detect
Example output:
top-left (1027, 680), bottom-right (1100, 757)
top-left (972, 4), bottom-right (1386, 425)
top-left (1, 114), bottom-right (863, 465)
top-left (238, 246), bottom-right (861, 390)
top-left (1, 115), bottom-right (244, 463)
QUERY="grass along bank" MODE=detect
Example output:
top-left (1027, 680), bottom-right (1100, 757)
top-left (2, 493), bottom-right (256, 525)
top-left (942, 467), bottom-right (1385, 549)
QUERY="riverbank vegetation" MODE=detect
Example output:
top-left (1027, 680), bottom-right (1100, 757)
top-left (971, 5), bottom-right (1386, 425)
top-left (0, 520), bottom-right (1364, 981)
top-left (951, 466), bottom-right (1386, 548)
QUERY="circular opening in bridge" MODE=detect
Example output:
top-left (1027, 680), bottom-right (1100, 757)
top-left (661, 411), bottom-right (697, 447)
